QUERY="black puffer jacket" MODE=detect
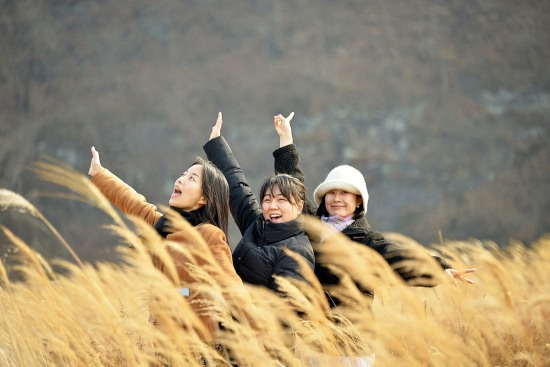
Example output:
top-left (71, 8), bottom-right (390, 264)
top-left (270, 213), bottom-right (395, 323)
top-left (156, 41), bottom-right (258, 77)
top-left (204, 137), bottom-right (314, 291)
top-left (273, 144), bottom-right (450, 300)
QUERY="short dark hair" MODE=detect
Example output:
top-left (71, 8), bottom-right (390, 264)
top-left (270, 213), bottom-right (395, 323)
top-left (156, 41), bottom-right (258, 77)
top-left (316, 195), bottom-right (365, 219)
top-left (259, 174), bottom-right (306, 207)
top-left (191, 157), bottom-right (230, 235)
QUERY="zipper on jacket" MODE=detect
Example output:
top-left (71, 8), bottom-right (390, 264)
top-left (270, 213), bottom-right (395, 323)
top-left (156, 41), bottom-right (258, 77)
top-left (236, 246), bottom-right (256, 265)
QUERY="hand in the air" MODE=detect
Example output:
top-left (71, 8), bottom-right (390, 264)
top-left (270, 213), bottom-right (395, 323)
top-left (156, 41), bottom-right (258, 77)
top-left (209, 112), bottom-right (224, 141)
top-left (88, 146), bottom-right (104, 177)
top-left (274, 112), bottom-right (294, 147)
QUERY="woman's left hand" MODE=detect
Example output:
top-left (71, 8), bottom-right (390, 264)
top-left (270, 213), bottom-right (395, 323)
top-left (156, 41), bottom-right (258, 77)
top-left (445, 268), bottom-right (476, 285)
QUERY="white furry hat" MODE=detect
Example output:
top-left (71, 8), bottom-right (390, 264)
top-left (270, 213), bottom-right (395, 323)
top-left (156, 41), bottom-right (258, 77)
top-left (313, 165), bottom-right (369, 212)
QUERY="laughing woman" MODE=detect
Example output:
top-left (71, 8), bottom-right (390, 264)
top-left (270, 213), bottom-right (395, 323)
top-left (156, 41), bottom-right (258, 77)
top-left (88, 146), bottom-right (241, 340)
top-left (203, 113), bottom-right (314, 292)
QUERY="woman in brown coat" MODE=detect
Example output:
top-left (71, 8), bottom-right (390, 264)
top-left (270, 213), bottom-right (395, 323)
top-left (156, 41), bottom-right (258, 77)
top-left (88, 146), bottom-right (241, 340)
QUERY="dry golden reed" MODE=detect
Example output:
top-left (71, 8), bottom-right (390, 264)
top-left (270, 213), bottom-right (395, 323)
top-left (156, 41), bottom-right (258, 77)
top-left (0, 163), bottom-right (548, 366)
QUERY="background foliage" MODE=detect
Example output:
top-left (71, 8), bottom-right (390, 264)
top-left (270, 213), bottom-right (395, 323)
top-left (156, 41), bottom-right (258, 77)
top-left (1, 0), bottom-right (548, 261)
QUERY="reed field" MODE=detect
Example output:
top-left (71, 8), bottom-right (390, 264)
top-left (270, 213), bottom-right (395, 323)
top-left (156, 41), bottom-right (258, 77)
top-left (0, 163), bottom-right (548, 367)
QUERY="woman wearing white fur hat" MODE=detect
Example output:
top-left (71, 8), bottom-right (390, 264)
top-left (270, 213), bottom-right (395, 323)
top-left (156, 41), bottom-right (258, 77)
top-left (272, 113), bottom-right (475, 306)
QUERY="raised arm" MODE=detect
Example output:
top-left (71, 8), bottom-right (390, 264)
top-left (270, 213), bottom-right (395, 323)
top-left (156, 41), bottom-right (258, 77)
top-left (203, 113), bottom-right (262, 235)
top-left (272, 113), bottom-right (305, 183)
top-left (272, 113), bottom-right (317, 215)
top-left (88, 146), bottom-right (162, 226)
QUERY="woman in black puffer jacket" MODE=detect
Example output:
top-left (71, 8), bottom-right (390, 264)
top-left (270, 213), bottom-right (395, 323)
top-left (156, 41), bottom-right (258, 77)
top-left (203, 113), bottom-right (314, 292)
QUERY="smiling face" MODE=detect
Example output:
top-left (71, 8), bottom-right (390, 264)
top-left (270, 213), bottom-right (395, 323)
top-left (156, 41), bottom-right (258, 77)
top-left (168, 164), bottom-right (206, 211)
top-left (261, 184), bottom-right (303, 223)
top-left (324, 189), bottom-right (362, 218)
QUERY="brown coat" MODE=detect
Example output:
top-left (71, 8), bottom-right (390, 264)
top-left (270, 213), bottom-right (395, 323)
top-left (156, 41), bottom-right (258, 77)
top-left (92, 169), bottom-right (240, 339)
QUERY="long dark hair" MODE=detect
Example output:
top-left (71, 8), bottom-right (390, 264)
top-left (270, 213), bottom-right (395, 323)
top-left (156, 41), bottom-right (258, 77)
top-left (192, 157), bottom-right (230, 235)
top-left (259, 174), bottom-right (306, 208)
top-left (316, 196), bottom-right (365, 219)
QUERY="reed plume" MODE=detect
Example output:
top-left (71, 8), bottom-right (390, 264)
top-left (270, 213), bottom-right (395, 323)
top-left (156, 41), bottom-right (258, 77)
top-left (0, 163), bottom-right (548, 366)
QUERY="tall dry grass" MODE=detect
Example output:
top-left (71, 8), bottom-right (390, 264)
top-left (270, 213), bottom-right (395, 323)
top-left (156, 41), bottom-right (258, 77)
top-left (0, 162), bottom-right (548, 366)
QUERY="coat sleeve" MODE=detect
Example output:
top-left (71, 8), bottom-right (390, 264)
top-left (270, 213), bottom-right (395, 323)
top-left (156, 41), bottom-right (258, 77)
top-left (272, 144), bottom-right (318, 216)
top-left (431, 255), bottom-right (452, 270)
top-left (91, 169), bottom-right (162, 226)
top-left (273, 144), bottom-right (306, 183)
top-left (366, 232), bottom-right (449, 286)
top-left (166, 224), bottom-right (242, 284)
top-left (270, 240), bottom-right (315, 291)
top-left (203, 137), bottom-right (262, 236)
top-left (198, 225), bottom-right (242, 284)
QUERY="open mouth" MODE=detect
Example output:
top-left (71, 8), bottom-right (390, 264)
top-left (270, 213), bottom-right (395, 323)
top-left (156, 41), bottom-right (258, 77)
top-left (269, 214), bottom-right (282, 221)
top-left (171, 186), bottom-right (182, 197)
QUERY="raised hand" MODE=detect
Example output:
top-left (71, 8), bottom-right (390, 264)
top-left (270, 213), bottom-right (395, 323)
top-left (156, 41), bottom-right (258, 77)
top-left (209, 112), bottom-right (224, 141)
top-left (88, 146), bottom-right (104, 177)
top-left (445, 267), bottom-right (476, 285)
top-left (273, 112), bottom-right (294, 147)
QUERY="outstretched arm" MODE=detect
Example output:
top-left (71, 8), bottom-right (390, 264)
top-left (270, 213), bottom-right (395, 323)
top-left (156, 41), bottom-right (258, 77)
top-left (88, 146), bottom-right (162, 225)
top-left (204, 113), bottom-right (262, 235)
top-left (430, 251), bottom-right (476, 285)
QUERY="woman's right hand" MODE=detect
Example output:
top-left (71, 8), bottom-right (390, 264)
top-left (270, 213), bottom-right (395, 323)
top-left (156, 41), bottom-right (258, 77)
top-left (274, 112), bottom-right (294, 147)
top-left (209, 112), bottom-right (223, 141)
top-left (88, 146), bottom-right (104, 177)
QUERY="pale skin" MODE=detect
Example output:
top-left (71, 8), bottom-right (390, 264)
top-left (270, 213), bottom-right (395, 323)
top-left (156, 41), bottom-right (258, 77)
top-left (445, 268), bottom-right (476, 285)
top-left (274, 112), bottom-right (294, 147)
top-left (209, 112), bottom-right (303, 222)
top-left (324, 189), bottom-right (362, 218)
top-left (261, 186), bottom-right (303, 223)
top-left (88, 146), bottom-right (103, 177)
top-left (272, 112), bottom-right (477, 285)
top-left (88, 146), bottom-right (206, 211)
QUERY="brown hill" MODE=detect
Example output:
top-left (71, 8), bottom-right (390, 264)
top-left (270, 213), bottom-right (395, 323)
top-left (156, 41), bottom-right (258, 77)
top-left (1, 0), bottom-right (548, 260)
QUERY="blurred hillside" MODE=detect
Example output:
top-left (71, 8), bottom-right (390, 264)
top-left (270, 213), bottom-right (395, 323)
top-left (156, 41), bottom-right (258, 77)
top-left (1, 0), bottom-right (548, 261)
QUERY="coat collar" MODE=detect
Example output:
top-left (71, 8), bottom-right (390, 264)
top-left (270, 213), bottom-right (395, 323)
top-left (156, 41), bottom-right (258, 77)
top-left (154, 206), bottom-right (205, 238)
top-left (254, 216), bottom-right (305, 245)
top-left (342, 216), bottom-right (371, 233)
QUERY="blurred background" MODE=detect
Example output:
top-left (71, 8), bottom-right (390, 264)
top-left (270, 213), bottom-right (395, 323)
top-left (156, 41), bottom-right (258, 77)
top-left (1, 0), bottom-right (548, 263)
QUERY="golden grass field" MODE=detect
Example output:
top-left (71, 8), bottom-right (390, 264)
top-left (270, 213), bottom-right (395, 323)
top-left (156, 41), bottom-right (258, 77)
top-left (1, 162), bottom-right (549, 366)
